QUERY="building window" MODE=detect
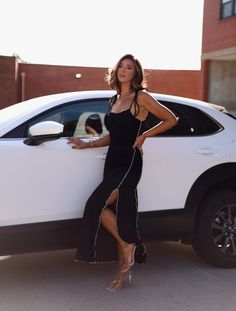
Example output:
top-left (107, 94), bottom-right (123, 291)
top-left (220, 0), bottom-right (236, 19)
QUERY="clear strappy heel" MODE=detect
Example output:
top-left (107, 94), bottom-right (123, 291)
top-left (107, 269), bottom-right (132, 292)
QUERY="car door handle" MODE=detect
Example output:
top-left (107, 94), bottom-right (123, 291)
top-left (196, 148), bottom-right (218, 155)
top-left (95, 153), bottom-right (107, 160)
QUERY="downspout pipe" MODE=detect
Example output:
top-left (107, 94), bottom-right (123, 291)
top-left (21, 72), bottom-right (26, 102)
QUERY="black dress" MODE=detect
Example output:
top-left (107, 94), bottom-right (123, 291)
top-left (75, 91), bottom-right (147, 264)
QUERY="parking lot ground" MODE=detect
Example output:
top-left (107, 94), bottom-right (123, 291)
top-left (0, 241), bottom-right (236, 311)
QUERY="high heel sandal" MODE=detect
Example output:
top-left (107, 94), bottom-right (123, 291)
top-left (121, 244), bottom-right (136, 273)
top-left (106, 269), bottom-right (132, 292)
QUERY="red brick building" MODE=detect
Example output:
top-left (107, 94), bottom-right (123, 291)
top-left (201, 0), bottom-right (236, 113)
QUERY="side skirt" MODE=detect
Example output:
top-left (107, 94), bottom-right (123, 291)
top-left (0, 210), bottom-right (194, 256)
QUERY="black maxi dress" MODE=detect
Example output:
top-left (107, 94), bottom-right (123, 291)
top-left (75, 91), bottom-right (147, 264)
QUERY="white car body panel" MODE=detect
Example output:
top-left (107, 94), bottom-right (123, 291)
top-left (138, 133), bottom-right (230, 212)
top-left (0, 138), bottom-right (108, 226)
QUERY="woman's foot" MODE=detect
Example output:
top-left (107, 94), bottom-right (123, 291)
top-left (107, 269), bottom-right (132, 292)
top-left (121, 243), bottom-right (136, 273)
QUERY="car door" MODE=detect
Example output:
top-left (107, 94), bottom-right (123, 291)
top-left (138, 101), bottom-right (230, 212)
top-left (0, 98), bottom-right (109, 226)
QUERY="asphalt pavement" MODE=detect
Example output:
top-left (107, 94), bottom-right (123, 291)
top-left (0, 241), bottom-right (236, 311)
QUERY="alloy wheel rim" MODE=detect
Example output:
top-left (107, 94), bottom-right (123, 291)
top-left (211, 204), bottom-right (236, 256)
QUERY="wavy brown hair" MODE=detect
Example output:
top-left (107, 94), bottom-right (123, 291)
top-left (105, 54), bottom-right (147, 94)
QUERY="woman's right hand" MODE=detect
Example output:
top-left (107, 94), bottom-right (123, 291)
top-left (67, 137), bottom-right (88, 149)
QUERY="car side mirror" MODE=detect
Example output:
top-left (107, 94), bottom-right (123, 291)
top-left (23, 121), bottom-right (64, 146)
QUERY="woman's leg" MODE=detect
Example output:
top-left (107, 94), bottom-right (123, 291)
top-left (100, 207), bottom-right (122, 244)
top-left (100, 190), bottom-right (135, 268)
top-left (101, 206), bottom-right (134, 291)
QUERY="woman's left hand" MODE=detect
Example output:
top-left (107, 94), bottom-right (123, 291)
top-left (133, 134), bottom-right (146, 152)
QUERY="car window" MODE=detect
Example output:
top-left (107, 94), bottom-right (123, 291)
top-left (141, 100), bottom-right (222, 137)
top-left (5, 99), bottom-right (110, 138)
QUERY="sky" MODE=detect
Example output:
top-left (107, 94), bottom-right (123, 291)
top-left (0, 0), bottom-right (204, 70)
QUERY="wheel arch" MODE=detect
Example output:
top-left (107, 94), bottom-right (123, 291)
top-left (184, 162), bottom-right (236, 229)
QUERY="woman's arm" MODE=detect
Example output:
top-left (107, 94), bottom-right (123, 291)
top-left (133, 92), bottom-right (177, 149)
top-left (67, 134), bottom-right (110, 149)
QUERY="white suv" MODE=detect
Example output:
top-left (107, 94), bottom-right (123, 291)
top-left (0, 91), bottom-right (235, 267)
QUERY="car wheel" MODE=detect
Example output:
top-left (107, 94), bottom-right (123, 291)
top-left (193, 190), bottom-right (236, 268)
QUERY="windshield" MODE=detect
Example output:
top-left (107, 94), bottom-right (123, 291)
top-left (0, 102), bottom-right (33, 125)
top-left (0, 98), bottom-right (49, 128)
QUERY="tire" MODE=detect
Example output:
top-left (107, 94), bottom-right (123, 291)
top-left (193, 190), bottom-right (236, 268)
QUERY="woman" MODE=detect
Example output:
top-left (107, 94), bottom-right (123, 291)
top-left (68, 54), bottom-right (177, 291)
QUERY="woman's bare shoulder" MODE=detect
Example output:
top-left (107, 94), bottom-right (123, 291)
top-left (137, 90), bottom-right (156, 105)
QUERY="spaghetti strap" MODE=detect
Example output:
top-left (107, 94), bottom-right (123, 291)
top-left (108, 94), bottom-right (117, 111)
top-left (130, 90), bottom-right (140, 117)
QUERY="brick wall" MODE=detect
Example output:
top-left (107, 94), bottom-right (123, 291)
top-left (18, 63), bottom-right (109, 103)
top-left (0, 56), bottom-right (203, 109)
top-left (202, 0), bottom-right (236, 53)
top-left (146, 69), bottom-right (202, 100)
top-left (0, 56), bottom-right (19, 108)
top-left (18, 63), bottom-right (202, 102)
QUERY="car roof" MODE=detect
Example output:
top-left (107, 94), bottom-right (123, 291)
top-left (19, 90), bottom-right (214, 110)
